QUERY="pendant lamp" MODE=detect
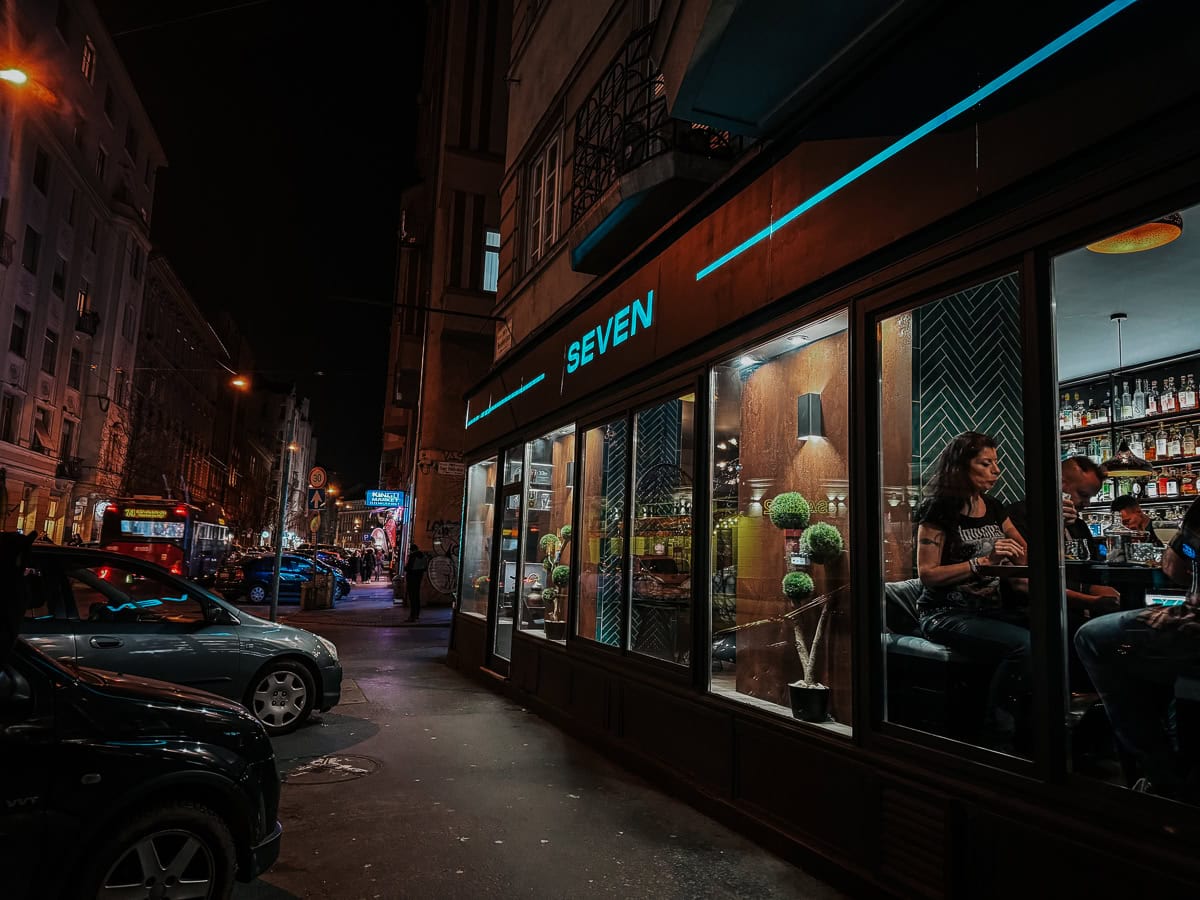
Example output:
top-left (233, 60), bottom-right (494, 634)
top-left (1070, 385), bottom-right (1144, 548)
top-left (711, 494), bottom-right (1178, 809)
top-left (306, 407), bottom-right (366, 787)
top-left (1086, 213), bottom-right (1183, 254)
top-left (1104, 312), bottom-right (1154, 478)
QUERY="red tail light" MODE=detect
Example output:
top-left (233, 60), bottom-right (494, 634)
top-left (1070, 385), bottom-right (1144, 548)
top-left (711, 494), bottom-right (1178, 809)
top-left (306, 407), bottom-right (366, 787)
top-left (97, 567), bottom-right (111, 581)
top-left (169, 561), bottom-right (184, 575)
top-left (173, 505), bottom-right (188, 517)
top-left (105, 504), bottom-right (118, 514)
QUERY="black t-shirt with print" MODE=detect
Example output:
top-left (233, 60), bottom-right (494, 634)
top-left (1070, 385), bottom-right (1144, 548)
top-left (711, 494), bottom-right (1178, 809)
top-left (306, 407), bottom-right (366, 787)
top-left (916, 494), bottom-right (1008, 615)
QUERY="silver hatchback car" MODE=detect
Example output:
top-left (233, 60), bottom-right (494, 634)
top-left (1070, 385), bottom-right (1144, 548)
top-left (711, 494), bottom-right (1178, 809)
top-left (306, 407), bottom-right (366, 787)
top-left (19, 545), bottom-right (341, 736)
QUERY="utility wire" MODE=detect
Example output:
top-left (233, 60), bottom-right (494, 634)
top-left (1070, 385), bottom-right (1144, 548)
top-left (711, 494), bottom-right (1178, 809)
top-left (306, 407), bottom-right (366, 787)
top-left (111, 0), bottom-right (272, 37)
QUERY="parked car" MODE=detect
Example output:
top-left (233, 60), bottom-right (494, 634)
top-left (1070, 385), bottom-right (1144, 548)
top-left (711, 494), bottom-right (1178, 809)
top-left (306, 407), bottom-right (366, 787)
top-left (634, 555), bottom-right (691, 586)
top-left (0, 639), bottom-right (281, 898)
top-left (214, 553), bottom-right (351, 604)
top-left (19, 545), bottom-right (342, 736)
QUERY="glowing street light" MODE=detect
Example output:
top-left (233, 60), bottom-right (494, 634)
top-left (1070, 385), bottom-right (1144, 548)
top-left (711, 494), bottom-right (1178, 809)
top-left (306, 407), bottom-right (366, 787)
top-left (230, 375), bottom-right (249, 389)
top-left (0, 68), bottom-right (29, 85)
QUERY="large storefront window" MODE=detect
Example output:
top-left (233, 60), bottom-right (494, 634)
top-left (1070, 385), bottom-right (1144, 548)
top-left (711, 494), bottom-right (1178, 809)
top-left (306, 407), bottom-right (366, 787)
top-left (578, 418), bottom-right (626, 648)
top-left (710, 312), bottom-right (851, 730)
top-left (1054, 202), bottom-right (1200, 806)
top-left (494, 446), bottom-right (524, 661)
top-left (631, 393), bottom-right (695, 664)
top-left (878, 272), bottom-right (1031, 757)
top-left (519, 425), bottom-right (576, 641)
top-left (459, 458), bottom-right (497, 616)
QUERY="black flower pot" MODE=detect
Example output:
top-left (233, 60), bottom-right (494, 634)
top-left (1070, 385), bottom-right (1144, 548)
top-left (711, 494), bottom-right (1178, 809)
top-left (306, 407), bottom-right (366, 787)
top-left (545, 620), bottom-right (568, 641)
top-left (789, 682), bottom-right (830, 722)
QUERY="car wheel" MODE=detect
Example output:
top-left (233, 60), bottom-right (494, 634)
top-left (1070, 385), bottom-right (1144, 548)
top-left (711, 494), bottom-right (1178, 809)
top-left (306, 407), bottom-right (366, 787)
top-left (247, 659), bottom-right (315, 736)
top-left (246, 582), bottom-right (268, 604)
top-left (73, 802), bottom-right (236, 900)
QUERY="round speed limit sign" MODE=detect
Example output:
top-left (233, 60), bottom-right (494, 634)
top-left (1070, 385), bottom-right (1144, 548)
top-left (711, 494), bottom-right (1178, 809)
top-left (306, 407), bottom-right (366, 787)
top-left (308, 466), bottom-right (328, 489)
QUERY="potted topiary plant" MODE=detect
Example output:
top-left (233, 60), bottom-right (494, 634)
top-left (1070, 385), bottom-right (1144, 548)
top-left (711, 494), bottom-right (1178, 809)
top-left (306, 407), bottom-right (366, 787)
top-left (782, 574), bottom-right (846, 722)
top-left (802, 521), bottom-right (844, 564)
top-left (544, 563), bottom-right (571, 640)
top-left (769, 492), bottom-right (811, 533)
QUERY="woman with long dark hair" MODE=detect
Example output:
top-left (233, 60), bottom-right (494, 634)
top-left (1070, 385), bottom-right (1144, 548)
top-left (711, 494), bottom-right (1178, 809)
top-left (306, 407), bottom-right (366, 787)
top-left (916, 431), bottom-right (1029, 747)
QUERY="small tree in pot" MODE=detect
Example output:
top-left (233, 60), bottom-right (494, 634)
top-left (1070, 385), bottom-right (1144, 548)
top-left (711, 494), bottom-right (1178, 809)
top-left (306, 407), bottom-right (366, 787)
top-left (782, 572), bottom-right (848, 722)
top-left (544, 563), bottom-right (571, 640)
top-left (801, 521), bottom-right (844, 564)
top-left (769, 492), bottom-right (811, 532)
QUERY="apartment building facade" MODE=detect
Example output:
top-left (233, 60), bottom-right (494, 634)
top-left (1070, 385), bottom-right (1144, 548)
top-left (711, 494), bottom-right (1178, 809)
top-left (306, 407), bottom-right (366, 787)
top-left (0, 0), bottom-right (164, 541)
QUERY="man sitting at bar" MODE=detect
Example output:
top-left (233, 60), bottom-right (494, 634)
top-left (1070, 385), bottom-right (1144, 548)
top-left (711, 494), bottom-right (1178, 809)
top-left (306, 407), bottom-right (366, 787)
top-left (1075, 496), bottom-right (1200, 800)
top-left (1112, 494), bottom-right (1164, 546)
top-left (1007, 456), bottom-right (1121, 612)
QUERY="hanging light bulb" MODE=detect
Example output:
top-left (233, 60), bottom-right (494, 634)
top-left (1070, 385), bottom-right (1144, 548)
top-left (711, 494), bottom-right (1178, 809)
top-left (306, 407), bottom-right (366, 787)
top-left (1086, 213), bottom-right (1183, 254)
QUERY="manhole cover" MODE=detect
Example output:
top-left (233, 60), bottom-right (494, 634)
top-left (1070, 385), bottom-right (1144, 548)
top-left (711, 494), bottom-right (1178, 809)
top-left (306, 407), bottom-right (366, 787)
top-left (285, 755), bottom-right (381, 784)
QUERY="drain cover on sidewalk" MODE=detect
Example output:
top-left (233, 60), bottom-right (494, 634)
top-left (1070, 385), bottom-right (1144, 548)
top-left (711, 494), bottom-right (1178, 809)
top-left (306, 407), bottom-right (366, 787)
top-left (285, 755), bottom-right (381, 784)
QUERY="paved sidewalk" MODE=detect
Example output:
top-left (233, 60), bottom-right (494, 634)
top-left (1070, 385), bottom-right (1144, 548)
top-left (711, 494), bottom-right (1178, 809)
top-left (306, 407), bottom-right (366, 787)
top-left (241, 583), bottom-right (453, 628)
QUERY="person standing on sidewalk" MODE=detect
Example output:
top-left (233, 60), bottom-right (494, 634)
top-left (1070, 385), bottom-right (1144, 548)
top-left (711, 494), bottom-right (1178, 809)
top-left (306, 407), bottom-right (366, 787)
top-left (406, 542), bottom-right (429, 622)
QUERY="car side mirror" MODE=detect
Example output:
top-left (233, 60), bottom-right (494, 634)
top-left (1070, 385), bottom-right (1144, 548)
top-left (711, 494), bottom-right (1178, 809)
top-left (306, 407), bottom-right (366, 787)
top-left (202, 604), bottom-right (226, 625)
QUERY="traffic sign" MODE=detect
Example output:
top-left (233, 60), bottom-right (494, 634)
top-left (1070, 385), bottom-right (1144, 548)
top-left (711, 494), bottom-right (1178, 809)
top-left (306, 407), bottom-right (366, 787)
top-left (308, 466), bottom-right (328, 489)
top-left (307, 487), bottom-right (326, 510)
top-left (308, 513), bottom-right (321, 535)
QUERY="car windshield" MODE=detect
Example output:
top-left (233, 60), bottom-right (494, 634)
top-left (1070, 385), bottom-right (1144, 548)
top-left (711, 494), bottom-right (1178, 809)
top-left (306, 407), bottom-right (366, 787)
top-left (639, 558), bottom-right (679, 574)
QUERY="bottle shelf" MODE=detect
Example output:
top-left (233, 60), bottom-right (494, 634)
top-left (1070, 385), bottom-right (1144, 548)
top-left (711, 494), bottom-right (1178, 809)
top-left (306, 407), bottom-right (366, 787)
top-left (1110, 407), bottom-right (1200, 430)
top-left (1059, 423), bottom-right (1112, 438)
top-left (1145, 453), bottom-right (1200, 468)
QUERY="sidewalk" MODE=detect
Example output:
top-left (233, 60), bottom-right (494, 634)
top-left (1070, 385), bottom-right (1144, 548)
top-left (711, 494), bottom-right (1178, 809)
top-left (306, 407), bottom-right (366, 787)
top-left (241, 583), bottom-right (453, 628)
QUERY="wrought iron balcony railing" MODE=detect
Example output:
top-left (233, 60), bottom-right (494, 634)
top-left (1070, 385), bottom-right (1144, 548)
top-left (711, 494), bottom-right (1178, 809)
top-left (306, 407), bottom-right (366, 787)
top-left (572, 24), bottom-right (743, 223)
top-left (56, 456), bottom-right (84, 480)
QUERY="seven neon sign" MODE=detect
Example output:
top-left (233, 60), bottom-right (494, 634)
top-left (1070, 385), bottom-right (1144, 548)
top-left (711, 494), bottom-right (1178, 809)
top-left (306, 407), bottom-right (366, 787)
top-left (566, 290), bottom-right (654, 374)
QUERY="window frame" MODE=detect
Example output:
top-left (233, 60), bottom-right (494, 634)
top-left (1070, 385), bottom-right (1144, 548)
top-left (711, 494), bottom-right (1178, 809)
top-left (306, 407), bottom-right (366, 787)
top-left (10, 306), bottom-right (29, 357)
top-left (81, 36), bottom-right (96, 84)
top-left (525, 130), bottom-right (561, 270)
top-left (0, 393), bottom-right (21, 444)
top-left (41, 329), bottom-right (58, 376)
top-left (67, 348), bottom-right (82, 390)
top-left (482, 228), bottom-right (500, 293)
top-left (32, 147), bottom-right (50, 194)
top-left (21, 226), bottom-right (41, 274)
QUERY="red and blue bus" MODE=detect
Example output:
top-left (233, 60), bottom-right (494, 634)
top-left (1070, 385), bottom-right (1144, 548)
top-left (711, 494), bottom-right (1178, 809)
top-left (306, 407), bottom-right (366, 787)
top-left (100, 497), bottom-right (233, 580)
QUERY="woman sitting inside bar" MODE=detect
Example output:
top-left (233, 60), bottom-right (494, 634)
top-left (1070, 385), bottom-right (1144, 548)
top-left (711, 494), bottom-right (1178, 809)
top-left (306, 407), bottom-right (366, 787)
top-left (916, 431), bottom-right (1029, 749)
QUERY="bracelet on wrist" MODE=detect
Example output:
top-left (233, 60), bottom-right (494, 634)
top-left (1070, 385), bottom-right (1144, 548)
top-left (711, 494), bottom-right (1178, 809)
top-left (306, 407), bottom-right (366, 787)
top-left (968, 557), bottom-right (980, 576)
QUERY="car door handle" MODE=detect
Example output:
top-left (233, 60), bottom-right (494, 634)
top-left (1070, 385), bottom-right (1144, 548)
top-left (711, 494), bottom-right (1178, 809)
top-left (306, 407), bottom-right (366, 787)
top-left (89, 636), bottom-right (123, 649)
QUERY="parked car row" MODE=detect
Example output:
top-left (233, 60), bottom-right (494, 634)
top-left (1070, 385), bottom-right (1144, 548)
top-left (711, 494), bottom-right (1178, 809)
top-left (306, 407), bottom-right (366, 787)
top-left (213, 553), bottom-right (352, 604)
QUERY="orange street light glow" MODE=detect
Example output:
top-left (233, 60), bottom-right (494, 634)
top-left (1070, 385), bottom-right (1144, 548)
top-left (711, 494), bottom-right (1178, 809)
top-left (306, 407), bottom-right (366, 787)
top-left (0, 68), bottom-right (29, 85)
top-left (231, 376), bottom-right (249, 388)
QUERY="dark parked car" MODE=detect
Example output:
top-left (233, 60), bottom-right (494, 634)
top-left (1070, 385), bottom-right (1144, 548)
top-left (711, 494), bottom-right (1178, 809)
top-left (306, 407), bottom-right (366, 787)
top-left (20, 546), bottom-right (342, 736)
top-left (214, 553), bottom-right (351, 604)
top-left (0, 639), bottom-right (281, 899)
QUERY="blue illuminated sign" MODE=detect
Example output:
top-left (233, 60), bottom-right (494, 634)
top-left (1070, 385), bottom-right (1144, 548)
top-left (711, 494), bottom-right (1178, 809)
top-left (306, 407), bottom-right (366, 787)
top-left (695, 0), bottom-right (1141, 281)
top-left (465, 374), bottom-right (546, 428)
top-left (566, 290), bottom-right (654, 374)
top-left (365, 489), bottom-right (406, 508)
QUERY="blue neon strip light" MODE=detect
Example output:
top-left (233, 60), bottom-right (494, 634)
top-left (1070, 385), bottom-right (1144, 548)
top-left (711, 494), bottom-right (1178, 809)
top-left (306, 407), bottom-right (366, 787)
top-left (695, 0), bottom-right (1141, 281)
top-left (465, 372), bottom-right (547, 427)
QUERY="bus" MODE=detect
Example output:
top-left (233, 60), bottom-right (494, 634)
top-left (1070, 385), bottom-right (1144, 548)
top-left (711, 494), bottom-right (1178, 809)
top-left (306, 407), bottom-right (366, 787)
top-left (99, 497), bottom-right (233, 581)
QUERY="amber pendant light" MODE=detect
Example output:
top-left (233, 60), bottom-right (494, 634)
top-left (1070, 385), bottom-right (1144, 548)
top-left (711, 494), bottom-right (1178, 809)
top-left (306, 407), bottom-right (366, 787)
top-left (1086, 213), bottom-right (1183, 254)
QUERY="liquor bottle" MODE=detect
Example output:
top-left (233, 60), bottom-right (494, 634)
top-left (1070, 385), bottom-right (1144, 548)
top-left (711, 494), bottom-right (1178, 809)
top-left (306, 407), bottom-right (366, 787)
top-left (1097, 390), bottom-right (1111, 425)
top-left (1059, 394), bottom-right (1071, 431)
top-left (1184, 374), bottom-right (1198, 411)
top-left (1156, 425), bottom-right (1169, 459)
top-left (1184, 425), bottom-right (1197, 458)
top-left (1183, 468), bottom-right (1198, 497)
top-left (1162, 377), bottom-right (1177, 414)
top-left (1158, 468), bottom-right (1170, 497)
top-left (1100, 432), bottom-right (1113, 462)
top-left (1132, 378), bottom-right (1146, 418)
top-left (1120, 381), bottom-right (1133, 421)
top-left (1169, 426), bottom-right (1183, 459)
top-left (1076, 393), bottom-right (1088, 428)
top-left (1166, 468), bottom-right (1180, 497)
top-left (1146, 475), bottom-right (1159, 499)
top-left (1179, 375), bottom-right (1192, 411)
top-left (1146, 381), bottom-right (1160, 416)
top-left (1128, 431), bottom-right (1142, 459)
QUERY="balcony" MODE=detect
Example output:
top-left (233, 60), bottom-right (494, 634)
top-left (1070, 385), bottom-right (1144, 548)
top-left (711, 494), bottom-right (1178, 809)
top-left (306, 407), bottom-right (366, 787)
top-left (76, 309), bottom-right (100, 336)
top-left (56, 456), bottom-right (84, 480)
top-left (568, 24), bottom-right (743, 275)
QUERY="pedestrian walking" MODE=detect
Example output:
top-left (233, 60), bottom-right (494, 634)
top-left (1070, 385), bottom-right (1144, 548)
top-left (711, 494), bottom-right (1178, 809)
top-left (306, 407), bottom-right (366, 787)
top-left (363, 547), bottom-right (376, 582)
top-left (349, 551), bottom-right (361, 584)
top-left (373, 551), bottom-right (384, 581)
top-left (406, 542), bottom-right (429, 622)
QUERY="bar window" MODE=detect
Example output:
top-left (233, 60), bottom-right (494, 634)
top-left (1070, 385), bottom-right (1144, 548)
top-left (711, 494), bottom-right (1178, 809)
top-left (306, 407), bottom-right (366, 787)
top-left (495, 446), bottom-right (525, 661)
top-left (877, 272), bottom-right (1031, 757)
top-left (577, 418), bottom-right (627, 648)
top-left (630, 393), bottom-right (696, 664)
top-left (518, 425), bottom-right (575, 641)
top-left (1053, 201), bottom-right (1200, 806)
top-left (710, 311), bottom-right (852, 729)
top-left (459, 458), bottom-right (497, 617)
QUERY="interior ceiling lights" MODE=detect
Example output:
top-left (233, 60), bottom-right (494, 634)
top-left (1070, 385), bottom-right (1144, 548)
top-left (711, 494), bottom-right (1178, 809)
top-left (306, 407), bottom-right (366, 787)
top-left (1086, 213), bottom-right (1183, 254)
top-left (1105, 312), bottom-right (1154, 478)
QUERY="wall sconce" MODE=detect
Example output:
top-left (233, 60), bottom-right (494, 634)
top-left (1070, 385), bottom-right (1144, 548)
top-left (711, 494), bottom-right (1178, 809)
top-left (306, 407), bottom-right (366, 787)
top-left (796, 393), bottom-right (823, 442)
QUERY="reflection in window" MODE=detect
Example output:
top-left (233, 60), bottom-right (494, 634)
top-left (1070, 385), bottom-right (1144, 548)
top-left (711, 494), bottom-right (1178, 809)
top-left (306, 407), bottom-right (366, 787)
top-left (460, 458), bottom-right (497, 616)
top-left (710, 313), bottom-right (852, 730)
top-left (631, 394), bottom-right (695, 664)
top-left (519, 426), bottom-right (575, 640)
top-left (495, 447), bottom-right (524, 661)
top-left (578, 419), bottom-right (626, 647)
top-left (878, 273), bottom-right (1031, 757)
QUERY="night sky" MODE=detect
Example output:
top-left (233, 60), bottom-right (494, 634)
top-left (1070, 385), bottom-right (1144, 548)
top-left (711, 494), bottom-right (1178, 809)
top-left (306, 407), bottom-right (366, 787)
top-left (95, 0), bottom-right (426, 494)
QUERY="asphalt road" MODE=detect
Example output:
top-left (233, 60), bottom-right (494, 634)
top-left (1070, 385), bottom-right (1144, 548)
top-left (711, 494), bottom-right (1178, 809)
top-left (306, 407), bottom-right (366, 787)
top-left (234, 615), bottom-right (847, 900)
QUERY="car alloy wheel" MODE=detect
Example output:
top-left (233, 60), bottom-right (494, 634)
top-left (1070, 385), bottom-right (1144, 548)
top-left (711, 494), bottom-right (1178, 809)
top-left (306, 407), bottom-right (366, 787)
top-left (249, 660), bottom-right (315, 735)
top-left (99, 828), bottom-right (215, 899)
top-left (247, 583), bottom-right (267, 603)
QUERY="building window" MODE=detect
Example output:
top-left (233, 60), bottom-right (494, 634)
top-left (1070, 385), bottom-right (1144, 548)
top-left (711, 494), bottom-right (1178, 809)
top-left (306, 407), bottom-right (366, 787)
top-left (526, 135), bottom-right (559, 267)
top-left (121, 304), bottom-right (135, 340)
top-left (60, 418), bottom-right (75, 459)
top-left (124, 124), bottom-right (138, 160)
top-left (711, 310), bottom-right (852, 729)
top-left (32, 147), bottom-right (50, 194)
top-left (482, 229), bottom-right (500, 292)
top-left (578, 417), bottom-right (627, 649)
top-left (103, 85), bottom-right (115, 121)
top-left (72, 121), bottom-right (85, 150)
top-left (43, 499), bottom-right (59, 541)
top-left (519, 425), bottom-right (576, 641)
top-left (81, 37), bottom-right (96, 84)
top-left (31, 406), bottom-right (53, 453)
top-left (0, 394), bottom-right (20, 444)
top-left (41, 330), bottom-right (58, 376)
top-left (129, 243), bottom-right (143, 280)
top-left (21, 225), bottom-right (41, 274)
top-left (10, 307), bottom-right (28, 357)
top-left (95, 147), bottom-right (107, 181)
top-left (68, 348), bottom-right (82, 390)
top-left (460, 458), bottom-right (498, 617)
top-left (52, 256), bottom-right (67, 298)
top-left (66, 188), bottom-right (78, 226)
top-left (76, 278), bottom-right (91, 315)
top-left (113, 369), bottom-right (127, 407)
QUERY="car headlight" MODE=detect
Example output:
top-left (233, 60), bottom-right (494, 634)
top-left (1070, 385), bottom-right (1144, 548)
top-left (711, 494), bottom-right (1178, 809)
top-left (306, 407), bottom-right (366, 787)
top-left (317, 635), bottom-right (339, 662)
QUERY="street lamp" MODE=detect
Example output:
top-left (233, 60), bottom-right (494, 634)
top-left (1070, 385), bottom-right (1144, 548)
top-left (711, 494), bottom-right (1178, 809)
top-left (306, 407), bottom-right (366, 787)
top-left (0, 66), bottom-right (60, 108)
top-left (0, 68), bottom-right (28, 85)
